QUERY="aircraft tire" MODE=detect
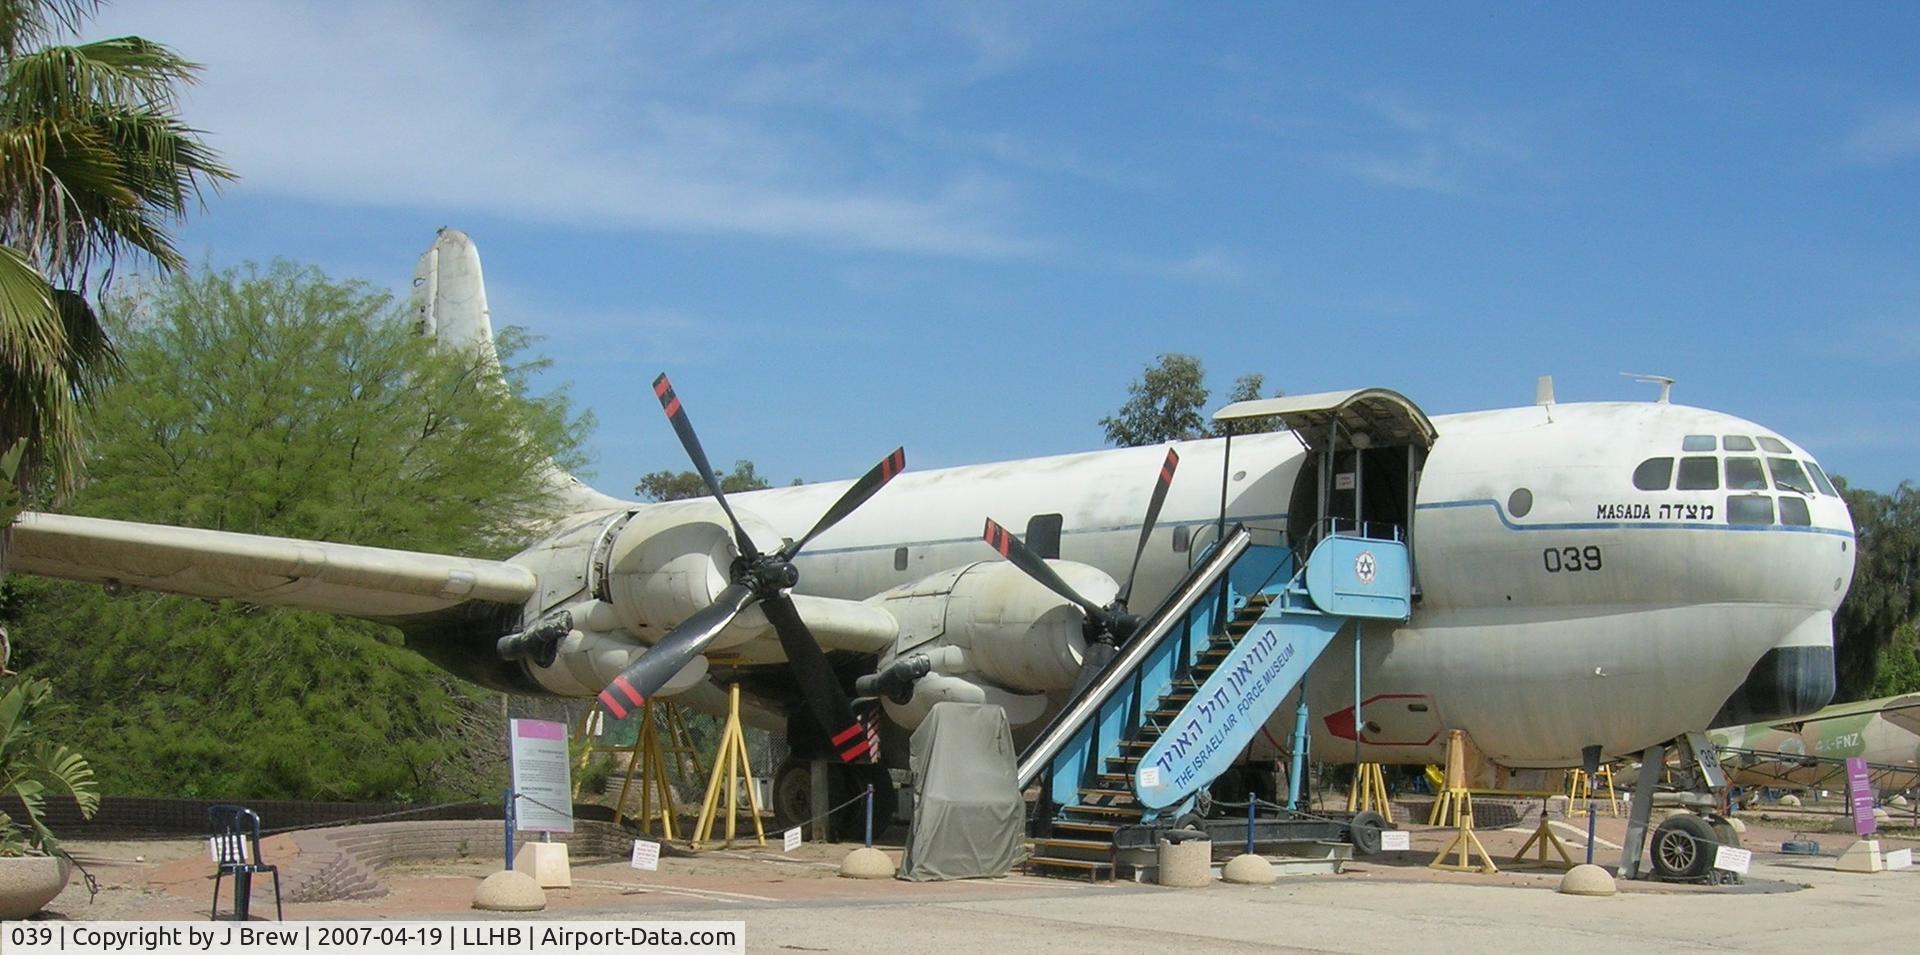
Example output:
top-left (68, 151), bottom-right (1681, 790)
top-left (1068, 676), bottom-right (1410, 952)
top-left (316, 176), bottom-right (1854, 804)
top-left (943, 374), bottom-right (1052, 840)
top-left (1649, 814), bottom-right (1718, 881)
top-left (1348, 810), bottom-right (1387, 856)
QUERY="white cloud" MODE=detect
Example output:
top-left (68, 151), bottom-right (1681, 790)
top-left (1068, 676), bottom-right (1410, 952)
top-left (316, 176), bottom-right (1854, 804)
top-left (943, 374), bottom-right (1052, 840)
top-left (1841, 109), bottom-right (1920, 166)
top-left (1329, 92), bottom-right (1535, 196)
top-left (91, 0), bottom-right (1059, 258)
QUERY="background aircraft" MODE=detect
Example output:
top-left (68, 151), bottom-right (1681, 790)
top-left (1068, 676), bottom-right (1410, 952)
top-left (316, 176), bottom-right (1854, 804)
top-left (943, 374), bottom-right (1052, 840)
top-left (1711, 693), bottom-right (1920, 798)
top-left (7, 229), bottom-right (1857, 832)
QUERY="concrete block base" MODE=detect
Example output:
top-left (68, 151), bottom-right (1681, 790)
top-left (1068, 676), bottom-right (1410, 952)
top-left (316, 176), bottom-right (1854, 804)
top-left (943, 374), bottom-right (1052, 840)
top-left (513, 841), bottom-right (572, 889)
top-left (1836, 839), bottom-right (1884, 873)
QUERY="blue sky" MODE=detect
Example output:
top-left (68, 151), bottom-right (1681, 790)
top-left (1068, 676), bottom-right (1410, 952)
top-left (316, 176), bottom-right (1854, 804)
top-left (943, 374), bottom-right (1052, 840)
top-left (87, 2), bottom-right (1919, 493)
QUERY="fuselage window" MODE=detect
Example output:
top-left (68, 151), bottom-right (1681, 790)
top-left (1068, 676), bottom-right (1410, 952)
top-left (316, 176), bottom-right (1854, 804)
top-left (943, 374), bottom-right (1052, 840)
top-left (1632, 457), bottom-right (1674, 491)
top-left (1727, 494), bottom-right (1774, 525)
top-left (1508, 488), bottom-right (1533, 517)
top-left (894, 546), bottom-right (909, 571)
top-left (1026, 513), bottom-right (1064, 559)
top-left (1778, 496), bottom-right (1812, 526)
top-left (1172, 525), bottom-right (1191, 553)
top-left (1804, 461), bottom-right (1839, 497)
top-left (1725, 457), bottom-right (1768, 491)
top-left (1757, 436), bottom-right (1791, 454)
top-left (1767, 458), bottom-right (1814, 495)
top-left (1676, 456), bottom-right (1719, 490)
top-left (1682, 435), bottom-right (1716, 452)
top-left (1723, 435), bottom-right (1757, 452)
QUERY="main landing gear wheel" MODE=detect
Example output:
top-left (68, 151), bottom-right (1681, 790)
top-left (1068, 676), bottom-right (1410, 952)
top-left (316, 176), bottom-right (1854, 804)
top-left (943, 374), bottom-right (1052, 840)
top-left (1349, 810), bottom-right (1387, 856)
top-left (772, 759), bottom-right (893, 839)
top-left (1649, 813), bottom-right (1718, 881)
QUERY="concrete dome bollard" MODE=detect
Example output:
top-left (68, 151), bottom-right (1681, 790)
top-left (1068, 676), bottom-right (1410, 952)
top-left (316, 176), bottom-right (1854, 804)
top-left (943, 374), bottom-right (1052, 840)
top-left (1889, 794), bottom-right (1910, 809)
top-left (1557, 864), bottom-right (1617, 897)
top-left (472, 870), bottom-right (546, 912)
top-left (1779, 794), bottom-right (1802, 807)
top-left (838, 847), bottom-right (894, 879)
top-left (1221, 854), bottom-right (1275, 885)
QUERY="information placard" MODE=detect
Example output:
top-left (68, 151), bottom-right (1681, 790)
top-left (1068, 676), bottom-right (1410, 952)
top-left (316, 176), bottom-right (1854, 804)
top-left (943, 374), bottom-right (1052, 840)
top-left (1846, 756), bottom-right (1876, 836)
top-left (509, 718), bottom-right (574, 833)
top-left (783, 827), bottom-right (802, 852)
top-left (1712, 845), bottom-right (1751, 874)
top-left (1380, 829), bottom-right (1411, 852)
top-left (631, 839), bottom-right (661, 871)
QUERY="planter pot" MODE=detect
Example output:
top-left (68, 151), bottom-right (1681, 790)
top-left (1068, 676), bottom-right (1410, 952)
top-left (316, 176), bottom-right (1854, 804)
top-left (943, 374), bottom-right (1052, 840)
top-left (0, 855), bottom-right (72, 919)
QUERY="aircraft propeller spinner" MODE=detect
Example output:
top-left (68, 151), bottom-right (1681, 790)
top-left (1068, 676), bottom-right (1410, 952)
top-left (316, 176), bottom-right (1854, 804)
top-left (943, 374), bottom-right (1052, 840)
top-left (982, 447), bottom-right (1179, 694)
top-left (596, 374), bottom-right (905, 765)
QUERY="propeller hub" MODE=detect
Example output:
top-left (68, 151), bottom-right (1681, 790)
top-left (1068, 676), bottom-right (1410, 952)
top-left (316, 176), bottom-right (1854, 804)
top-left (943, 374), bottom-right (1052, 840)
top-left (748, 556), bottom-right (800, 595)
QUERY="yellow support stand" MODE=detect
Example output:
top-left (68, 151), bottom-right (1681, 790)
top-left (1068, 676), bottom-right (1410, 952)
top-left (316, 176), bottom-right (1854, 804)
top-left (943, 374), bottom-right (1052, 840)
top-left (692, 684), bottom-right (766, 849)
top-left (1348, 763), bottom-right (1393, 821)
top-left (1425, 730), bottom-right (1471, 827)
top-left (1566, 766), bottom-right (1620, 817)
top-left (1428, 730), bottom-right (1497, 873)
top-left (1513, 797), bottom-right (1575, 868)
top-left (611, 701), bottom-right (682, 839)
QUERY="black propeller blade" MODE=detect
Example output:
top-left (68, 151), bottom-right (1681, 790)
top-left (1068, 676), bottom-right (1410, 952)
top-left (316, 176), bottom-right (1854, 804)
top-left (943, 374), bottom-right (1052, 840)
top-left (597, 581), bottom-right (754, 719)
top-left (1117, 447), bottom-right (1180, 607)
top-left (785, 447), bottom-right (905, 559)
top-left (594, 376), bottom-right (907, 764)
top-left (652, 374), bottom-right (759, 559)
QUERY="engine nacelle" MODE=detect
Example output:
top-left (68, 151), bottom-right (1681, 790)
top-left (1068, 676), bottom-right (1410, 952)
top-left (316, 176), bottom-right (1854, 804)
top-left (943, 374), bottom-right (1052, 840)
top-left (600, 500), bottom-right (779, 648)
top-left (869, 559), bottom-right (1116, 694)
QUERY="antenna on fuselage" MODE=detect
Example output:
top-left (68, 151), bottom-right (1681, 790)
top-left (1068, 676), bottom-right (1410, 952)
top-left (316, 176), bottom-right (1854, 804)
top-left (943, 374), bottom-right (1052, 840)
top-left (1535, 375), bottom-right (1555, 406)
top-left (1621, 372), bottom-right (1674, 404)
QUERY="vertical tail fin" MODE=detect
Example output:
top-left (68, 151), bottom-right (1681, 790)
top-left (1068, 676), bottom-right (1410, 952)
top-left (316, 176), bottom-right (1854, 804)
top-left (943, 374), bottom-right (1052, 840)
top-left (409, 228), bottom-right (625, 515)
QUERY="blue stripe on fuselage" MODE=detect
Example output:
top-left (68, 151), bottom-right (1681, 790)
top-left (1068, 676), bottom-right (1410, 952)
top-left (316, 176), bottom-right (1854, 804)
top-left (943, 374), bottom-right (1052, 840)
top-left (1415, 498), bottom-right (1855, 538)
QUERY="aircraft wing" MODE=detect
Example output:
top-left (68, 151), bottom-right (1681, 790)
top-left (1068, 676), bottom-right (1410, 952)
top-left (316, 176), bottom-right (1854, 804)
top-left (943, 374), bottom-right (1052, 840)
top-left (6, 511), bottom-right (535, 620)
top-left (1767, 693), bottom-right (1920, 735)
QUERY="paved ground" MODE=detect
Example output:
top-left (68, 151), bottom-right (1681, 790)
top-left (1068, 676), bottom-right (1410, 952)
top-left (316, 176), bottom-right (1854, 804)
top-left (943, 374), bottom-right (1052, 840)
top-left (37, 812), bottom-right (1920, 955)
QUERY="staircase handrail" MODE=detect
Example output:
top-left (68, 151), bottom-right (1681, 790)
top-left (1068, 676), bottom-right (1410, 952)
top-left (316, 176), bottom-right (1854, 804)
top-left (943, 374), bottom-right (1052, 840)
top-left (1015, 524), bottom-right (1255, 789)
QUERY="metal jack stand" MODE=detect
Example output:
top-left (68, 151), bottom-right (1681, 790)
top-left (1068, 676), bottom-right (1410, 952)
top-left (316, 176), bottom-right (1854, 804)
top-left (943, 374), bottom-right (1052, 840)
top-left (1428, 730), bottom-right (1496, 873)
top-left (693, 684), bottom-right (767, 848)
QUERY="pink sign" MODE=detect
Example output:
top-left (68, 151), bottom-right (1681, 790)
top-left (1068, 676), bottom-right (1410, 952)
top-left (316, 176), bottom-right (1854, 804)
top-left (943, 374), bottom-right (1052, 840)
top-left (1846, 756), bottom-right (1876, 836)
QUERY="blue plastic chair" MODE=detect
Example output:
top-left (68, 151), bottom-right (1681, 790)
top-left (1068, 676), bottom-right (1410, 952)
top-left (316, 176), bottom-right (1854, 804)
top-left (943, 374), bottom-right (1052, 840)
top-left (208, 805), bottom-right (282, 921)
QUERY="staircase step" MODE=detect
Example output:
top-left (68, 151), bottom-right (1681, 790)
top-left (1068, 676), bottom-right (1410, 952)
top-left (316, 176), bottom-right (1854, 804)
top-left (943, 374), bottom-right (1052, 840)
top-left (1025, 856), bottom-right (1114, 881)
top-left (1077, 787), bottom-right (1138, 803)
top-left (1105, 755), bottom-right (1141, 767)
top-left (1051, 819), bottom-right (1120, 836)
top-left (1030, 837), bottom-right (1114, 853)
top-left (1061, 803), bottom-right (1144, 818)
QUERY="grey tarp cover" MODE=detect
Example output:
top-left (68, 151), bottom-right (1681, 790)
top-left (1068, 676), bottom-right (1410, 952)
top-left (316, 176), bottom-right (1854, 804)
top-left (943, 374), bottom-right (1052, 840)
top-left (897, 702), bottom-right (1026, 881)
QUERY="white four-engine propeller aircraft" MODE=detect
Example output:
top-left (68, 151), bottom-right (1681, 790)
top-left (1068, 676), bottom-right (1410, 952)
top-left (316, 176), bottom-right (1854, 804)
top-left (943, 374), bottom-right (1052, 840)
top-left (8, 229), bottom-right (1857, 847)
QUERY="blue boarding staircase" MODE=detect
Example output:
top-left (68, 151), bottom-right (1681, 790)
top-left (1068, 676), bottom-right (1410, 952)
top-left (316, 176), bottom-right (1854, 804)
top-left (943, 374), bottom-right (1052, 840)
top-left (1017, 522), bottom-right (1413, 881)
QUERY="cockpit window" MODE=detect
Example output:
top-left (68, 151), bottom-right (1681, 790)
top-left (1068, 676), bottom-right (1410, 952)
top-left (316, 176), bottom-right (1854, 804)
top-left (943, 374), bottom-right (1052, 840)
top-left (1767, 458), bottom-right (1814, 495)
top-left (1804, 461), bottom-right (1839, 497)
top-left (1727, 494), bottom-right (1774, 525)
top-left (1682, 435), bottom-right (1716, 452)
top-left (1723, 435), bottom-right (1757, 452)
top-left (1778, 496), bottom-right (1812, 526)
top-left (1676, 456), bottom-right (1719, 490)
top-left (1725, 457), bottom-right (1768, 491)
top-left (1757, 437), bottom-right (1791, 454)
top-left (1633, 457), bottom-right (1674, 491)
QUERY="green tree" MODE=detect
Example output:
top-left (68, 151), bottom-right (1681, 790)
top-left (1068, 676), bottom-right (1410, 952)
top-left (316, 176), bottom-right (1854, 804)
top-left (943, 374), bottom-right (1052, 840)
top-left (0, 0), bottom-right (232, 498)
top-left (1832, 478), bottom-right (1920, 700)
top-left (635, 459), bottom-right (771, 502)
top-left (1100, 355), bottom-right (1281, 447)
top-left (1869, 621), bottom-right (1920, 699)
top-left (5, 261), bottom-right (591, 801)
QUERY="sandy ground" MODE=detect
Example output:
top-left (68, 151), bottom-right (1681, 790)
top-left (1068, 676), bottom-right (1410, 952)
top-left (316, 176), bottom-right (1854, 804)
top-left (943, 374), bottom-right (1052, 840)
top-left (32, 811), bottom-right (1920, 955)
